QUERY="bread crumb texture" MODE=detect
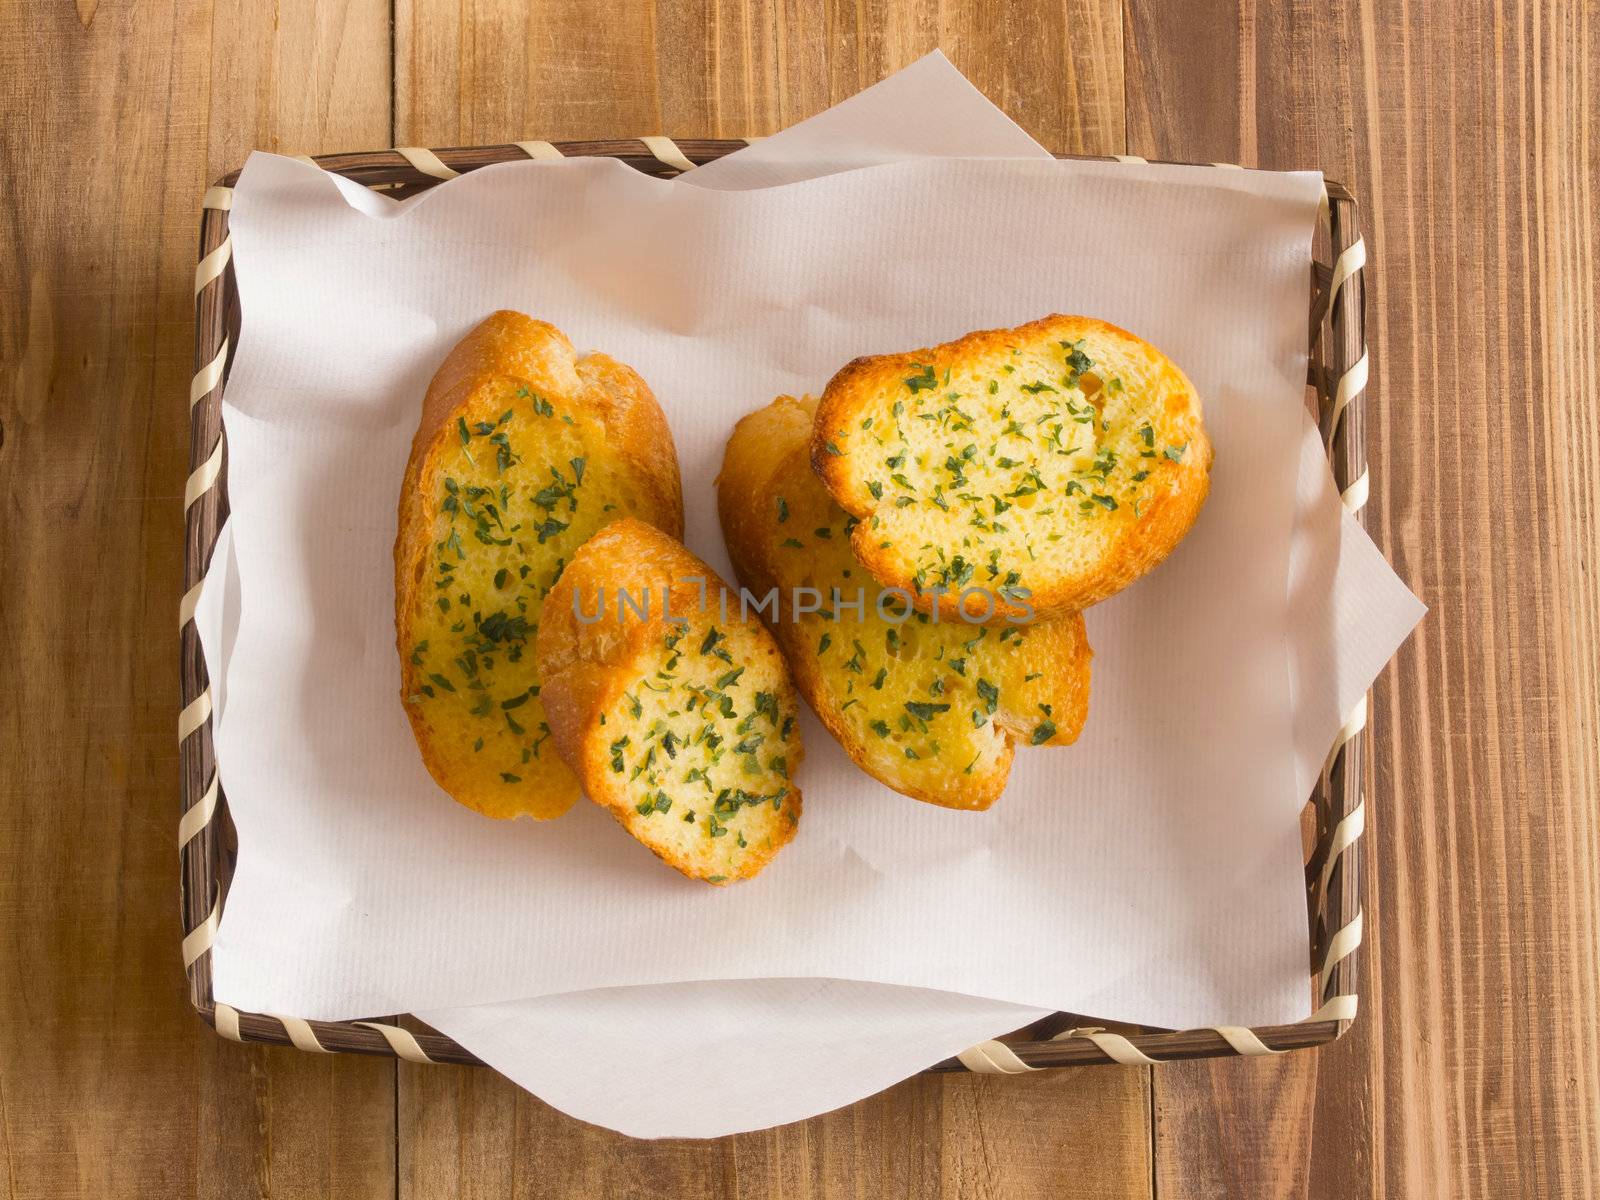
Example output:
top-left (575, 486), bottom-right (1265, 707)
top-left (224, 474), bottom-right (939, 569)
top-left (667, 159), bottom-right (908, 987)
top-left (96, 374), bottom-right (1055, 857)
top-left (720, 394), bottom-right (1091, 811)
top-left (812, 315), bottom-right (1212, 620)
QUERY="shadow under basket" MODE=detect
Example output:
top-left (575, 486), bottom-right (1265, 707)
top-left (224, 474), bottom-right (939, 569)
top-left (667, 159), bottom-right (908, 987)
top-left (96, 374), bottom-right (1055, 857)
top-left (180, 138), bottom-right (1370, 1073)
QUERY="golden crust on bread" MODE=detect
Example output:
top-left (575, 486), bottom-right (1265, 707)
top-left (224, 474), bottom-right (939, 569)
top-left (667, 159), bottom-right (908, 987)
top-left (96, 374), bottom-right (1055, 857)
top-left (720, 394), bottom-right (1091, 811)
top-left (395, 311), bottom-right (683, 821)
top-left (537, 519), bottom-right (804, 883)
top-left (812, 315), bottom-right (1212, 620)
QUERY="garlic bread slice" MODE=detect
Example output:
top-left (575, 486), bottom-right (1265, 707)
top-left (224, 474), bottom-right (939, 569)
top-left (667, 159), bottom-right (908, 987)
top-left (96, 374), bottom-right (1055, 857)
top-left (537, 519), bottom-right (804, 883)
top-left (396, 312), bottom-right (683, 821)
top-left (812, 315), bottom-right (1211, 621)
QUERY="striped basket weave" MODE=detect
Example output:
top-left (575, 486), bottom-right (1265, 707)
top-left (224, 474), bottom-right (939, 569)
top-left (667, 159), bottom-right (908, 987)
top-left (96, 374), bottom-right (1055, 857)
top-left (181, 139), bottom-right (1370, 1070)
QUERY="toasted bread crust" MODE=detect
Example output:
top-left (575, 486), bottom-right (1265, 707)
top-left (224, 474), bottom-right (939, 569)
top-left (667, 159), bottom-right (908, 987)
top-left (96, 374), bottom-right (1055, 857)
top-left (396, 312), bottom-right (683, 821)
top-left (720, 394), bottom-right (1091, 811)
top-left (537, 519), bottom-right (804, 882)
top-left (812, 315), bottom-right (1212, 620)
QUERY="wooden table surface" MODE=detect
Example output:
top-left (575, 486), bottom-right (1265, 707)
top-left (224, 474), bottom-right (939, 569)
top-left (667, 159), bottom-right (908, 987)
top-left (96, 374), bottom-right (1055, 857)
top-left (3, 1), bottom-right (1596, 1196)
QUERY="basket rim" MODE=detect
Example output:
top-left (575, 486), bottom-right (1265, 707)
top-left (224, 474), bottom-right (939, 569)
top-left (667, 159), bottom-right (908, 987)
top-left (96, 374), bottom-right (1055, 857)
top-left (179, 138), bottom-right (1369, 1070)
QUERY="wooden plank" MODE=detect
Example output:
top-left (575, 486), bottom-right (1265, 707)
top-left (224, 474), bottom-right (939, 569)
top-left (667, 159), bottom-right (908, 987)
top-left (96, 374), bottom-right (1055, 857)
top-left (938, 1), bottom-right (1124, 155)
top-left (391, 3), bottom-right (1144, 1194)
top-left (395, 0), bottom-right (1122, 148)
top-left (394, 0), bottom-right (670, 144)
top-left (1150, 1052), bottom-right (1320, 1200)
top-left (1130, 1), bottom-right (1600, 1197)
top-left (0, 1), bottom-right (396, 1197)
top-left (399, 1059), bottom-right (1151, 1199)
top-left (207, 0), bottom-right (394, 158)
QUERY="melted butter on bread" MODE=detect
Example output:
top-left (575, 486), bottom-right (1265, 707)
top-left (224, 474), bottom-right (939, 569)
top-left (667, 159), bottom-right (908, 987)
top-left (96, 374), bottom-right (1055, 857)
top-left (396, 313), bottom-right (682, 820)
top-left (812, 315), bottom-right (1212, 621)
top-left (537, 519), bottom-right (804, 882)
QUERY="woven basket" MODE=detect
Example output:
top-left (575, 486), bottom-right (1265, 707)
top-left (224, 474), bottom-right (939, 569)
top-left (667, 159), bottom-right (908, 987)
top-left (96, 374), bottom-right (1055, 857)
top-left (180, 139), bottom-right (1370, 1071)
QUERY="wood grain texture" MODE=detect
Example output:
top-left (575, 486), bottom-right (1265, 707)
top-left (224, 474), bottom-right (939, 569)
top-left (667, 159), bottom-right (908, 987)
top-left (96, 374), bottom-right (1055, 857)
top-left (5, 0), bottom-right (1596, 1197)
top-left (208, 0), bottom-right (392, 158)
top-left (399, 1057), bottom-right (1150, 1199)
top-left (0, 2), bottom-right (397, 1198)
top-left (394, 0), bottom-right (1123, 148)
top-left (1129, 1), bottom-right (1600, 1198)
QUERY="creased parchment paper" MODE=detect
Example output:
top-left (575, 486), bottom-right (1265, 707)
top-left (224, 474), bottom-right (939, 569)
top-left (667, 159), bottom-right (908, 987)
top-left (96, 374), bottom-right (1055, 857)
top-left (194, 53), bottom-right (1422, 1137)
